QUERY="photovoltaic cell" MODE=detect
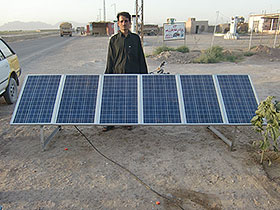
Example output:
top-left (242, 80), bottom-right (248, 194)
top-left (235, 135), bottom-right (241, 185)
top-left (142, 75), bottom-right (181, 124)
top-left (180, 75), bottom-right (223, 123)
top-left (56, 75), bottom-right (99, 124)
top-left (217, 75), bottom-right (258, 124)
top-left (100, 75), bottom-right (138, 124)
top-left (12, 75), bottom-right (61, 124)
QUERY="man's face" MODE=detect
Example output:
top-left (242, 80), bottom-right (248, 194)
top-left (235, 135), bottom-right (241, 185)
top-left (118, 15), bottom-right (131, 33)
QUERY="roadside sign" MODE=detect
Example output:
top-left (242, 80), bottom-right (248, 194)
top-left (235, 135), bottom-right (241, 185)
top-left (163, 23), bottom-right (185, 41)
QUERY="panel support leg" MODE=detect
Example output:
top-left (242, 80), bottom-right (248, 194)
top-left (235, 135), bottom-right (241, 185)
top-left (40, 125), bottom-right (62, 151)
top-left (207, 126), bottom-right (233, 151)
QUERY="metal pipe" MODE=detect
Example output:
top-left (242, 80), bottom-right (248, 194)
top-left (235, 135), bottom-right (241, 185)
top-left (207, 126), bottom-right (233, 150)
top-left (211, 11), bottom-right (219, 49)
top-left (273, 14), bottom-right (280, 48)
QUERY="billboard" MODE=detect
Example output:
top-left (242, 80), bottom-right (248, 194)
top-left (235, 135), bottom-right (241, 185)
top-left (163, 23), bottom-right (185, 41)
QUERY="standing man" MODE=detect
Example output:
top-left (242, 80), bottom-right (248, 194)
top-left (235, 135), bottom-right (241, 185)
top-left (105, 11), bottom-right (148, 74)
top-left (103, 12), bottom-right (148, 132)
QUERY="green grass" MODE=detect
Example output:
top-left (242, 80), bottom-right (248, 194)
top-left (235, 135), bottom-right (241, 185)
top-left (153, 46), bottom-right (175, 55)
top-left (243, 51), bottom-right (255, 57)
top-left (175, 46), bottom-right (189, 53)
top-left (153, 45), bottom-right (189, 55)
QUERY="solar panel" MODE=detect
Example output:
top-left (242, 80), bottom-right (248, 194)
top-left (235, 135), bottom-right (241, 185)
top-left (180, 75), bottom-right (224, 124)
top-left (56, 75), bottom-right (99, 124)
top-left (99, 75), bottom-right (138, 124)
top-left (11, 74), bottom-right (259, 126)
top-left (12, 75), bottom-right (61, 124)
top-left (142, 75), bottom-right (181, 124)
top-left (217, 75), bottom-right (258, 124)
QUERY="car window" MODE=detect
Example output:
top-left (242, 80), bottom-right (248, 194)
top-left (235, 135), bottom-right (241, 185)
top-left (0, 40), bottom-right (13, 58)
top-left (0, 51), bottom-right (5, 61)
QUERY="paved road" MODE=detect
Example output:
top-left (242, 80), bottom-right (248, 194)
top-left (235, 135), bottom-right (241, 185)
top-left (10, 36), bottom-right (78, 73)
top-left (8, 35), bottom-right (111, 84)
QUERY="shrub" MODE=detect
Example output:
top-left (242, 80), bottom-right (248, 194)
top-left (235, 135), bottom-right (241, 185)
top-left (153, 46), bottom-right (175, 55)
top-left (175, 46), bottom-right (189, 53)
top-left (194, 46), bottom-right (223, 63)
top-left (224, 54), bottom-right (241, 62)
top-left (251, 96), bottom-right (280, 164)
top-left (194, 46), bottom-right (240, 63)
top-left (153, 45), bottom-right (189, 55)
top-left (244, 51), bottom-right (255, 56)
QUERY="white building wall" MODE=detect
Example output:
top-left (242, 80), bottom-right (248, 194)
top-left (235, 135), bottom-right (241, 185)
top-left (248, 16), bottom-right (264, 32)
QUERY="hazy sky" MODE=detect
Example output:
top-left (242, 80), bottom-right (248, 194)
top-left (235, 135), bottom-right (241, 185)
top-left (1, 0), bottom-right (280, 26)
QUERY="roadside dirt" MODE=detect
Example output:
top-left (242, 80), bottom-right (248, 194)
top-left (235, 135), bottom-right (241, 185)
top-left (150, 45), bottom-right (280, 64)
top-left (151, 50), bottom-right (201, 64)
top-left (1, 35), bottom-right (280, 210)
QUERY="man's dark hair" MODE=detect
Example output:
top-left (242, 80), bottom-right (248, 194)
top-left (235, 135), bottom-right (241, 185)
top-left (117, 12), bottom-right (131, 22)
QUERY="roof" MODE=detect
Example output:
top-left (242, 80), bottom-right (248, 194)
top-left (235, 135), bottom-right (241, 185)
top-left (249, 13), bottom-right (280, 18)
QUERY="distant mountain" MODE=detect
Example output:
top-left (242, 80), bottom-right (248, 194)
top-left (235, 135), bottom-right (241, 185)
top-left (0, 21), bottom-right (55, 31)
top-left (0, 21), bottom-right (88, 31)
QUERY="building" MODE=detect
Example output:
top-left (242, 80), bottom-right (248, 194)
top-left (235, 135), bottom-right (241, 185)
top-left (248, 13), bottom-right (280, 33)
top-left (143, 24), bottom-right (159, 36)
top-left (185, 18), bottom-right (208, 34)
top-left (88, 22), bottom-right (114, 36)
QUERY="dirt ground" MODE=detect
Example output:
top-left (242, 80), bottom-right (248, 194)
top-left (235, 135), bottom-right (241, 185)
top-left (1, 34), bottom-right (280, 210)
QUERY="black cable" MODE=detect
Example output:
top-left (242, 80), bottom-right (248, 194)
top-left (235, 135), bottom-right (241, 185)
top-left (74, 125), bottom-right (184, 210)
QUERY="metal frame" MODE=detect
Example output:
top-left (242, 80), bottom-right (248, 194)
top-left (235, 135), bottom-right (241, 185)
top-left (10, 75), bottom-right (29, 124)
top-left (213, 75), bottom-right (229, 124)
top-left (40, 125), bottom-right (61, 151)
top-left (207, 126), bottom-right (233, 150)
top-left (51, 75), bottom-right (66, 123)
top-left (176, 75), bottom-right (186, 124)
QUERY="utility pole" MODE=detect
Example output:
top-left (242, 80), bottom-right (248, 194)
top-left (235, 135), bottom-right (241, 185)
top-left (135, 0), bottom-right (138, 34)
top-left (111, 3), bottom-right (116, 17)
top-left (135, 0), bottom-right (144, 42)
top-left (211, 11), bottom-right (219, 49)
top-left (99, 8), bottom-right (102, 22)
top-left (273, 13), bottom-right (280, 48)
top-left (103, 0), bottom-right (106, 22)
top-left (140, 0), bottom-right (144, 42)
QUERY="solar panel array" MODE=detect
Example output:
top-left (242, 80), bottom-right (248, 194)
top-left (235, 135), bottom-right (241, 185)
top-left (11, 74), bottom-right (259, 126)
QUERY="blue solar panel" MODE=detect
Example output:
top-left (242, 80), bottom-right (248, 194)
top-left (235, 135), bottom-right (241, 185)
top-left (180, 75), bottom-right (223, 124)
top-left (12, 75), bottom-right (61, 124)
top-left (11, 74), bottom-right (259, 126)
top-left (217, 75), bottom-right (258, 124)
top-left (142, 75), bottom-right (181, 124)
top-left (99, 75), bottom-right (138, 124)
top-left (56, 75), bottom-right (99, 124)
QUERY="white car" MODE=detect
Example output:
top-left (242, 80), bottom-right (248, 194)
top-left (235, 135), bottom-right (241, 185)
top-left (0, 38), bottom-right (21, 104)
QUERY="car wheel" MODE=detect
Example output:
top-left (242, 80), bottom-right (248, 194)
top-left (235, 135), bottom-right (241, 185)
top-left (4, 77), bottom-right (18, 104)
